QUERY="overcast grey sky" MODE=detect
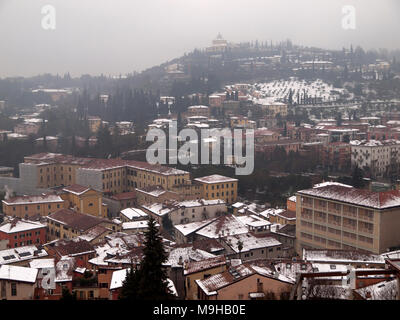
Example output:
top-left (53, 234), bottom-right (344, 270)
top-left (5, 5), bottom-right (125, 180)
top-left (0, 0), bottom-right (399, 77)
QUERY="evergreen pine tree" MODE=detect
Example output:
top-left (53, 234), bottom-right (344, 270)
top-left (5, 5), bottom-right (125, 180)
top-left (119, 217), bottom-right (172, 300)
top-left (119, 263), bottom-right (140, 300)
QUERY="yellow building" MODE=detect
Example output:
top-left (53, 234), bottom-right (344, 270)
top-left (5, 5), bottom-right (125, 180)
top-left (21, 153), bottom-right (191, 197)
top-left (296, 183), bottom-right (400, 255)
top-left (194, 174), bottom-right (238, 204)
top-left (230, 116), bottom-right (256, 129)
top-left (87, 116), bottom-right (102, 133)
top-left (260, 102), bottom-right (288, 117)
top-left (61, 184), bottom-right (107, 218)
top-left (2, 194), bottom-right (65, 218)
top-left (184, 256), bottom-right (227, 300)
top-left (47, 209), bottom-right (119, 241)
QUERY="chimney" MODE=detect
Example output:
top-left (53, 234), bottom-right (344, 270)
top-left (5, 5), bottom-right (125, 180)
top-left (178, 256), bottom-right (183, 265)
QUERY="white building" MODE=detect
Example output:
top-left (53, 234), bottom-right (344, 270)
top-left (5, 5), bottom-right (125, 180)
top-left (350, 140), bottom-right (400, 177)
top-left (142, 199), bottom-right (227, 226)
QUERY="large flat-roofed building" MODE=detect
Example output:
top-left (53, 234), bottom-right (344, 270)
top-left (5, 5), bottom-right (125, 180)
top-left (2, 194), bottom-right (65, 218)
top-left (19, 153), bottom-right (191, 196)
top-left (296, 183), bottom-right (400, 254)
top-left (350, 139), bottom-right (400, 178)
top-left (194, 175), bottom-right (238, 204)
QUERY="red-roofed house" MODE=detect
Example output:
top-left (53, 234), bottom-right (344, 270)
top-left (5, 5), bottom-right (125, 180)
top-left (0, 218), bottom-right (47, 248)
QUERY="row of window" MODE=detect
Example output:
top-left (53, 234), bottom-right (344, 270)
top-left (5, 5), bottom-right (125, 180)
top-left (301, 197), bottom-right (374, 221)
top-left (40, 166), bottom-right (72, 173)
top-left (14, 239), bottom-right (40, 247)
top-left (40, 175), bottom-right (72, 183)
top-left (206, 183), bottom-right (235, 190)
top-left (13, 230), bottom-right (42, 239)
top-left (300, 231), bottom-right (373, 245)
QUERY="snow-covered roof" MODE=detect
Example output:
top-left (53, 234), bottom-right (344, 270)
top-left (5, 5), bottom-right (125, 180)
top-left (196, 262), bottom-right (293, 296)
top-left (223, 233), bottom-right (281, 253)
top-left (312, 181), bottom-right (353, 189)
top-left (184, 256), bottom-right (226, 276)
top-left (258, 208), bottom-right (285, 219)
top-left (110, 268), bottom-right (129, 290)
top-left (0, 219), bottom-right (46, 234)
top-left (236, 215), bottom-right (271, 228)
top-left (110, 268), bottom-right (178, 297)
top-left (303, 249), bottom-right (385, 264)
top-left (122, 220), bottom-right (157, 231)
top-left (0, 265), bottom-right (38, 283)
top-left (29, 258), bottom-right (55, 269)
top-left (188, 105), bottom-right (209, 109)
top-left (195, 215), bottom-right (249, 239)
top-left (0, 245), bottom-right (48, 265)
top-left (298, 185), bottom-right (400, 210)
top-left (350, 139), bottom-right (400, 147)
top-left (165, 247), bottom-right (215, 268)
top-left (120, 208), bottom-right (148, 220)
top-left (2, 194), bottom-right (64, 205)
top-left (194, 174), bottom-right (238, 184)
top-left (174, 218), bottom-right (217, 237)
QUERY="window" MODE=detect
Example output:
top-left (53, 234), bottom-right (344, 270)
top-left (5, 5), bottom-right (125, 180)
top-left (11, 283), bottom-right (17, 296)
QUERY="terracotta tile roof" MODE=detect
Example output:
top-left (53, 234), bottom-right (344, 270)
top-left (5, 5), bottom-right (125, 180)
top-left (184, 255), bottom-right (226, 275)
top-left (277, 210), bottom-right (296, 220)
top-left (191, 239), bottom-right (225, 253)
top-left (50, 239), bottom-right (95, 257)
top-left (47, 209), bottom-right (104, 232)
top-left (111, 191), bottom-right (136, 201)
top-left (63, 184), bottom-right (91, 195)
top-left (3, 193), bottom-right (64, 205)
top-left (298, 185), bottom-right (400, 210)
top-left (24, 153), bottom-right (189, 176)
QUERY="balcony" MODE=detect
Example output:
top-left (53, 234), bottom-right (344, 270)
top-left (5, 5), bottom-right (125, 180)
top-left (358, 227), bottom-right (374, 235)
top-left (343, 210), bottom-right (357, 218)
top-left (327, 218), bottom-right (341, 227)
top-left (343, 223), bottom-right (357, 230)
top-left (358, 214), bottom-right (374, 222)
top-left (314, 217), bottom-right (326, 224)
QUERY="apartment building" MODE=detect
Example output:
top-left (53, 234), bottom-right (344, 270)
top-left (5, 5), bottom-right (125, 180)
top-left (142, 199), bottom-right (227, 227)
top-left (194, 175), bottom-right (238, 204)
top-left (0, 265), bottom-right (38, 300)
top-left (296, 183), bottom-right (400, 255)
top-left (350, 140), bottom-right (400, 178)
top-left (258, 102), bottom-right (288, 117)
top-left (184, 256), bottom-right (227, 300)
top-left (0, 218), bottom-right (46, 248)
top-left (322, 142), bottom-right (351, 171)
top-left (186, 105), bottom-right (210, 118)
top-left (47, 209), bottom-right (119, 241)
top-left (2, 194), bottom-right (65, 218)
top-left (196, 262), bottom-right (293, 300)
top-left (20, 153), bottom-right (191, 196)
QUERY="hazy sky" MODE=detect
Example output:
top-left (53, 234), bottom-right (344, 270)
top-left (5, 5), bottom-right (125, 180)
top-left (0, 0), bottom-right (399, 77)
